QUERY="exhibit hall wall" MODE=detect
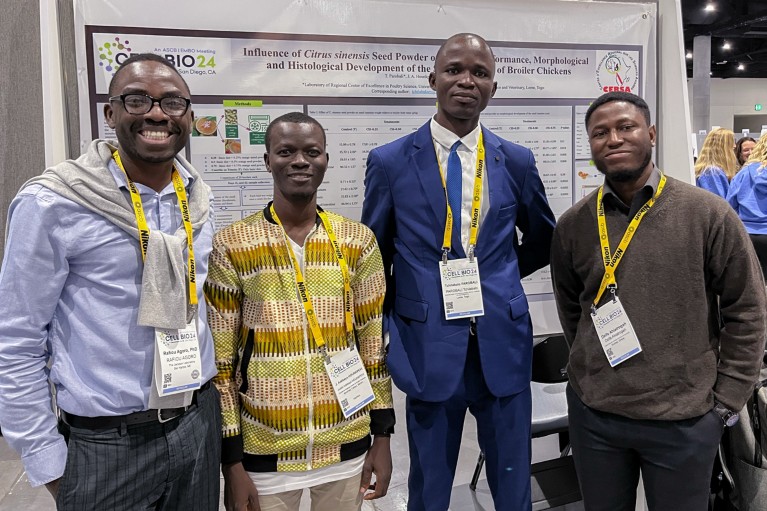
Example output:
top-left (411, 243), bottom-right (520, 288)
top-left (0, 1), bottom-right (45, 264)
top-left (687, 77), bottom-right (767, 132)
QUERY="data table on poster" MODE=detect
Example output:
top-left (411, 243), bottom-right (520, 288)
top-left (574, 105), bottom-right (591, 160)
top-left (310, 105), bottom-right (435, 220)
top-left (482, 106), bottom-right (574, 293)
top-left (482, 105), bottom-right (573, 219)
top-left (312, 104), bottom-right (577, 222)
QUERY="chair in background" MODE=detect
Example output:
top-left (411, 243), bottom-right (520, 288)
top-left (470, 334), bottom-right (581, 510)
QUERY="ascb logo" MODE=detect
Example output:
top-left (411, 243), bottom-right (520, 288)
top-left (96, 37), bottom-right (133, 74)
top-left (596, 51), bottom-right (639, 93)
top-left (95, 36), bottom-right (217, 78)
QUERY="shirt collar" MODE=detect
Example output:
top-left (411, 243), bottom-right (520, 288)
top-left (430, 116), bottom-right (481, 152)
top-left (602, 165), bottom-right (661, 212)
top-left (263, 201), bottom-right (323, 227)
top-left (108, 154), bottom-right (194, 194)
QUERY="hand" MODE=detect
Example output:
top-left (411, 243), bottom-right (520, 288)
top-left (360, 435), bottom-right (392, 500)
top-left (45, 478), bottom-right (61, 500)
top-left (222, 462), bottom-right (260, 511)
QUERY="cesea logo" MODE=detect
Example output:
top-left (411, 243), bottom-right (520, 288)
top-left (596, 51), bottom-right (639, 93)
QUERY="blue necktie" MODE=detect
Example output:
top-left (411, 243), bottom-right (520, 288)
top-left (446, 141), bottom-right (463, 244)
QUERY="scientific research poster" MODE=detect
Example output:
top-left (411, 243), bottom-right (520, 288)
top-left (75, 0), bottom-right (657, 333)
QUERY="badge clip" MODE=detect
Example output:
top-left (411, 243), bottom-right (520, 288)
top-left (608, 284), bottom-right (617, 303)
top-left (319, 345), bottom-right (331, 365)
top-left (442, 249), bottom-right (449, 264)
top-left (468, 245), bottom-right (475, 262)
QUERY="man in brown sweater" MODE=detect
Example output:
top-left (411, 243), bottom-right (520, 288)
top-left (551, 91), bottom-right (766, 510)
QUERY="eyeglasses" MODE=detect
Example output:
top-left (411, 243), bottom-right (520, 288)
top-left (109, 93), bottom-right (191, 116)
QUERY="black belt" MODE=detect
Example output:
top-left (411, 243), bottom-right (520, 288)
top-left (61, 380), bottom-right (211, 429)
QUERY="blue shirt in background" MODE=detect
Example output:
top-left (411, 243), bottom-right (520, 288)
top-left (727, 161), bottom-right (767, 234)
top-left (695, 166), bottom-right (729, 199)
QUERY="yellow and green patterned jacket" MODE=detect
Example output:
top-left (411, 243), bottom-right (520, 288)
top-left (205, 204), bottom-right (394, 472)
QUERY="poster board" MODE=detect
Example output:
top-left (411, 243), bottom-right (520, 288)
top-left (73, 0), bottom-right (658, 335)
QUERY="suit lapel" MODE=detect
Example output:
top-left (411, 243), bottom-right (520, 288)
top-left (412, 122), bottom-right (478, 259)
top-left (412, 124), bottom-right (455, 243)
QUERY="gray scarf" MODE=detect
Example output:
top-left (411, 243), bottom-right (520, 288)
top-left (20, 139), bottom-right (211, 330)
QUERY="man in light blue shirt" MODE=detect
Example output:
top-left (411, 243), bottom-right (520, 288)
top-left (0, 53), bottom-right (220, 510)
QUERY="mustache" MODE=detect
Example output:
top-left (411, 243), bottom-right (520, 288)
top-left (595, 150), bottom-right (652, 182)
top-left (137, 120), bottom-right (180, 134)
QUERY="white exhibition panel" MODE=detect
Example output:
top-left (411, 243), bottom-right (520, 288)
top-left (73, 0), bottom-right (658, 335)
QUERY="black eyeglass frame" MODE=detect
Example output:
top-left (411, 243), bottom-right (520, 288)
top-left (108, 93), bottom-right (191, 116)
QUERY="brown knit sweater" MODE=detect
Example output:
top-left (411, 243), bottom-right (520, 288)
top-left (551, 175), bottom-right (766, 420)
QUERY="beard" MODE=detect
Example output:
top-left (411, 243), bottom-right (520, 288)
top-left (595, 149), bottom-right (653, 183)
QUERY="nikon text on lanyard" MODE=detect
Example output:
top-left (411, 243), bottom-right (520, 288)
top-left (437, 131), bottom-right (485, 262)
top-left (114, 150), bottom-right (202, 399)
top-left (113, 150), bottom-right (198, 306)
top-left (593, 173), bottom-right (667, 310)
top-left (270, 204), bottom-right (375, 418)
top-left (269, 204), bottom-right (354, 361)
top-left (436, 133), bottom-right (486, 320)
top-left (590, 172), bottom-right (666, 367)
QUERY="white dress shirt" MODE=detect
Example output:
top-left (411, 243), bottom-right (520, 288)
top-left (430, 117), bottom-right (490, 253)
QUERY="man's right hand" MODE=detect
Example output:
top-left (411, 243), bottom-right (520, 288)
top-left (45, 477), bottom-right (61, 499)
top-left (222, 462), bottom-right (260, 511)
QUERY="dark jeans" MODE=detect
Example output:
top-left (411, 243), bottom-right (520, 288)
top-left (567, 385), bottom-right (723, 511)
top-left (56, 384), bottom-right (221, 511)
top-left (749, 234), bottom-right (767, 281)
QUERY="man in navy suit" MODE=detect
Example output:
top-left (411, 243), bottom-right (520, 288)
top-left (361, 33), bottom-right (555, 511)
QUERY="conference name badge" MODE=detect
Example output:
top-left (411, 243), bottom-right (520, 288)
top-left (439, 258), bottom-right (485, 320)
top-left (324, 346), bottom-right (375, 418)
top-left (590, 296), bottom-right (642, 367)
top-left (153, 318), bottom-right (202, 396)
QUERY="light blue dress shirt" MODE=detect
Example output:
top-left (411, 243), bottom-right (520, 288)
top-left (0, 157), bottom-right (216, 486)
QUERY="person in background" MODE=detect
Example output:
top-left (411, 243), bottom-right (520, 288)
top-left (727, 133), bottom-right (767, 278)
top-left (206, 112), bottom-right (394, 511)
top-left (0, 53), bottom-right (220, 510)
top-left (695, 127), bottom-right (738, 198)
top-left (735, 136), bottom-right (756, 168)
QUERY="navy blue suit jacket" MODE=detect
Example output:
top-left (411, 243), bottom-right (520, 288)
top-left (361, 122), bottom-right (555, 402)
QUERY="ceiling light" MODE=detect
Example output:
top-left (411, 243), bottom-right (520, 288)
top-left (704, 4), bottom-right (715, 12)
top-left (738, 63), bottom-right (745, 71)
top-left (723, 42), bottom-right (731, 50)
top-left (686, 52), bottom-right (693, 59)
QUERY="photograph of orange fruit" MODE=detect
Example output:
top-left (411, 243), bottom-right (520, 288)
top-left (194, 116), bottom-right (218, 136)
top-left (224, 139), bottom-right (242, 154)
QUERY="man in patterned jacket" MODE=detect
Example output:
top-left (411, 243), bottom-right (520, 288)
top-left (205, 112), bottom-right (395, 511)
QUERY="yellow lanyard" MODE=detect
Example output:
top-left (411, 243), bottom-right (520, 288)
top-left (113, 150), bottom-right (198, 306)
top-left (270, 204), bottom-right (353, 356)
top-left (437, 132), bottom-right (485, 260)
top-left (594, 173), bottom-right (667, 308)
